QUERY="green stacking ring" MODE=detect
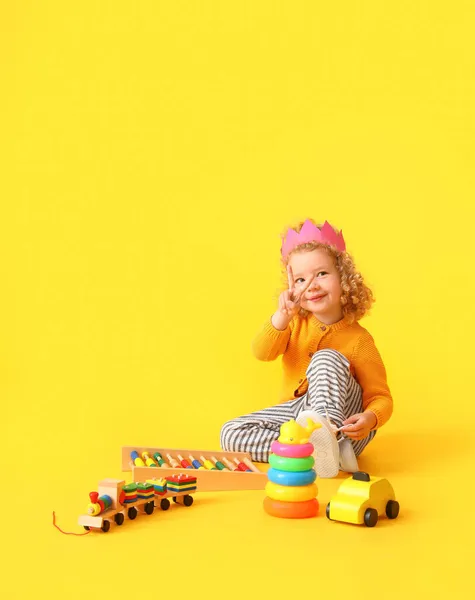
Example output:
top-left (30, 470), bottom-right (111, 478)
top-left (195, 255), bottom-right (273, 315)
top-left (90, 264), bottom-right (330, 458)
top-left (269, 454), bottom-right (314, 472)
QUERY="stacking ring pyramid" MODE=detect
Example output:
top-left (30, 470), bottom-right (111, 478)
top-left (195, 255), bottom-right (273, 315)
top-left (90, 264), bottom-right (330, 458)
top-left (263, 418), bottom-right (320, 518)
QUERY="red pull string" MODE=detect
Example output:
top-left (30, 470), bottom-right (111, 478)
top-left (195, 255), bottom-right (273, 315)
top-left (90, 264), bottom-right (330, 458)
top-left (52, 511), bottom-right (90, 536)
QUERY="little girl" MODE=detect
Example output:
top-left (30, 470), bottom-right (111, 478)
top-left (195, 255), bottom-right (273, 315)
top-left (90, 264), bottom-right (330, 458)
top-left (220, 218), bottom-right (393, 478)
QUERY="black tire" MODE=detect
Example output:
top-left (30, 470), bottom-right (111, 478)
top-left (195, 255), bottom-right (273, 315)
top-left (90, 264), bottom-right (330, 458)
top-left (160, 498), bottom-right (171, 511)
top-left (386, 500), bottom-right (400, 519)
top-left (83, 526), bottom-right (90, 531)
top-left (326, 503), bottom-right (331, 520)
top-left (101, 520), bottom-right (110, 533)
top-left (128, 506), bottom-right (138, 520)
top-left (172, 496), bottom-right (177, 503)
top-left (364, 508), bottom-right (378, 527)
top-left (183, 495), bottom-right (194, 507)
top-left (114, 513), bottom-right (125, 526)
top-left (145, 501), bottom-right (154, 515)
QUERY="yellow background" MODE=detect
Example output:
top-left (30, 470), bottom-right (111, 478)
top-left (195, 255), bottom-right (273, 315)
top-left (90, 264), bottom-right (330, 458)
top-left (2, 2), bottom-right (474, 598)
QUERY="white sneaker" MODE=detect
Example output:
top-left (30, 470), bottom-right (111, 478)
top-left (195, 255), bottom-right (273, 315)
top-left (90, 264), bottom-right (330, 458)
top-left (296, 411), bottom-right (340, 478)
top-left (338, 437), bottom-right (359, 473)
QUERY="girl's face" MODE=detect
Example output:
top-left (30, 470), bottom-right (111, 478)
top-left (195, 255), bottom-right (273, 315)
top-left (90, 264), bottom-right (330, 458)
top-left (288, 248), bottom-right (343, 324)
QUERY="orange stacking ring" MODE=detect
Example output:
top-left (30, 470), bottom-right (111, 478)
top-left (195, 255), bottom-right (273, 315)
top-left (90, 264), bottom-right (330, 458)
top-left (263, 497), bottom-right (319, 519)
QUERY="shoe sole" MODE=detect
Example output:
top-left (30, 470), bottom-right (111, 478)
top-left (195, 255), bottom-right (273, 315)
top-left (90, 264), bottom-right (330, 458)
top-left (296, 411), bottom-right (340, 478)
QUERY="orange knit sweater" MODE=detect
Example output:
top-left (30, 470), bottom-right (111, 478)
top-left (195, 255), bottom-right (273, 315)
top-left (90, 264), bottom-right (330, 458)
top-left (251, 313), bottom-right (393, 428)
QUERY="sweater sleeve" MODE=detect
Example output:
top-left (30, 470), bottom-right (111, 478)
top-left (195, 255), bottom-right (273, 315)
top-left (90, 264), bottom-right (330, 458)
top-left (251, 317), bottom-right (292, 361)
top-left (351, 332), bottom-right (393, 428)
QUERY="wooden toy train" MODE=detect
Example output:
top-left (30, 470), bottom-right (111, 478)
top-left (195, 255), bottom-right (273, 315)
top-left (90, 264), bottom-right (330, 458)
top-left (78, 473), bottom-right (197, 533)
top-left (77, 446), bottom-right (267, 534)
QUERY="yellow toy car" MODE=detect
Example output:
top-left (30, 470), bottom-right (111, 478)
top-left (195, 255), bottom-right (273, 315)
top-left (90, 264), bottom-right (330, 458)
top-left (326, 471), bottom-right (399, 527)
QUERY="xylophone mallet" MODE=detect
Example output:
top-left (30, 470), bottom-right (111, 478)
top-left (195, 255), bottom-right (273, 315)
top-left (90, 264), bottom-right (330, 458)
top-left (234, 457), bottom-right (252, 472)
top-left (189, 455), bottom-right (205, 470)
top-left (200, 455), bottom-right (217, 470)
top-left (141, 451), bottom-right (158, 467)
top-left (153, 452), bottom-right (170, 468)
top-left (166, 453), bottom-right (180, 468)
top-left (243, 457), bottom-right (258, 472)
top-left (131, 450), bottom-right (146, 466)
top-left (210, 456), bottom-right (229, 471)
top-left (177, 454), bottom-right (193, 469)
top-left (221, 456), bottom-right (239, 471)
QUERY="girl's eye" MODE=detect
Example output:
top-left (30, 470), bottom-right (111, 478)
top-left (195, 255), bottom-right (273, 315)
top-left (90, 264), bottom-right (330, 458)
top-left (296, 277), bottom-right (305, 284)
top-left (316, 271), bottom-right (328, 277)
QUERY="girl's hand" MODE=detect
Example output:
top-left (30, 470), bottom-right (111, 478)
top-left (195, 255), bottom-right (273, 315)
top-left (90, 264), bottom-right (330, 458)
top-left (277, 265), bottom-right (313, 319)
top-left (339, 412), bottom-right (377, 440)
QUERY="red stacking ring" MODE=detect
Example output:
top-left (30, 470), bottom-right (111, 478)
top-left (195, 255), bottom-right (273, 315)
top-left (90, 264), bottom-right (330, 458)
top-left (263, 497), bottom-right (319, 519)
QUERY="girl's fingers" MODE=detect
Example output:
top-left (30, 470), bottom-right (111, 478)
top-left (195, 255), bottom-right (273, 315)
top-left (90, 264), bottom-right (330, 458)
top-left (344, 432), bottom-right (361, 440)
top-left (342, 414), bottom-right (361, 426)
top-left (294, 275), bottom-right (314, 304)
top-left (280, 292), bottom-right (289, 315)
top-left (345, 429), bottom-right (367, 440)
top-left (340, 425), bottom-right (364, 435)
top-left (287, 265), bottom-right (294, 295)
top-left (300, 275), bottom-right (314, 297)
top-left (279, 297), bottom-right (288, 317)
top-left (346, 423), bottom-right (363, 432)
top-left (342, 417), bottom-right (358, 427)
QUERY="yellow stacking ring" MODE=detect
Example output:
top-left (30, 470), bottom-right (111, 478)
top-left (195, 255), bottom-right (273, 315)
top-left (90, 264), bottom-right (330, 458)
top-left (265, 481), bottom-right (318, 503)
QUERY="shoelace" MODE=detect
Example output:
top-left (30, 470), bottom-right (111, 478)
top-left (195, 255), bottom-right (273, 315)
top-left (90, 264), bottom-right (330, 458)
top-left (325, 408), bottom-right (345, 443)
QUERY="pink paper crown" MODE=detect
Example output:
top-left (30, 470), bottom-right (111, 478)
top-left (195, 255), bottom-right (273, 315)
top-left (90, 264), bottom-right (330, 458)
top-left (281, 219), bottom-right (346, 259)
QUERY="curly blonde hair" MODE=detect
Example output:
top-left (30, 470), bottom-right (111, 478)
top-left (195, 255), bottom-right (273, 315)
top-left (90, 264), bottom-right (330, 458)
top-left (279, 219), bottom-right (375, 323)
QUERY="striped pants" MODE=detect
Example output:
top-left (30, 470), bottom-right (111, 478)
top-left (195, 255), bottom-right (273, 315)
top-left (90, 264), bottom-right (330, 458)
top-left (220, 349), bottom-right (376, 463)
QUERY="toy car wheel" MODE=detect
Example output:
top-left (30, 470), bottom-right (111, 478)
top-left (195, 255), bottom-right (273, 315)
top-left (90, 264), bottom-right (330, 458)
top-left (326, 503), bottom-right (332, 520)
top-left (128, 506), bottom-right (138, 520)
top-left (172, 496), bottom-right (177, 503)
top-left (364, 508), bottom-right (378, 527)
top-left (114, 513), bottom-right (125, 525)
top-left (101, 520), bottom-right (110, 533)
top-left (386, 500), bottom-right (400, 519)
top-left (160, 498), bottom-right (171, 511)
top-left (144, 501), bottom-right (154, 515)
top-left (183, 495), bottom-right (194, 507)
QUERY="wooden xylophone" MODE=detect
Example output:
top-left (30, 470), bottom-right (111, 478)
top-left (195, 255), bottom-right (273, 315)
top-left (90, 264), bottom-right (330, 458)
top-left (122, 446), bottom-right (267, 491)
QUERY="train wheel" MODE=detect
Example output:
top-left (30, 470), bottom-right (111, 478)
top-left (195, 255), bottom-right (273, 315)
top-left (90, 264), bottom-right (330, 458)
top-left (115, 513), bottom-right (125, 526)
top-left (145, 501), bottom-right (154, 515)
top-left (160, 498), bottom-right (170, 511)
top-left (183, 495), bottom-right (194, 507)
top-left (128, 506), bottom-right (138, 520)
top-left (172, 496), bottom-right (177, 503)
top-left (101, 520), bottom-right (110, 533)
